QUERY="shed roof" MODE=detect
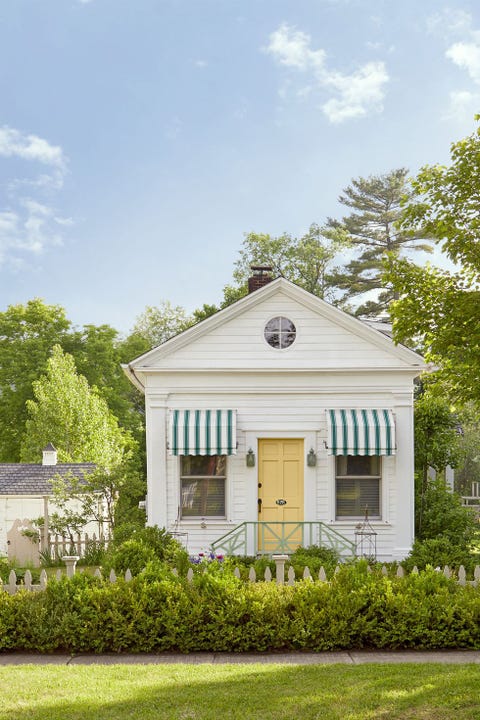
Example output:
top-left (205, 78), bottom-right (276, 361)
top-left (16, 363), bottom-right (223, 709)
top-left (0, 463), bottom-right (95, 495)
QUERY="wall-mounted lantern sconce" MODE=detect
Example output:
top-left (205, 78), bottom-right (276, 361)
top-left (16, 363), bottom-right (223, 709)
top-left (307, 448), bottom-right (317, 467)
top-left (246, 448), bottom-right (256, 467)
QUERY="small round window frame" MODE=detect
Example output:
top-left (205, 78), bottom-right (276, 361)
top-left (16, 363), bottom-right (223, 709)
top-left (264, 316), bottom-right (297, 350)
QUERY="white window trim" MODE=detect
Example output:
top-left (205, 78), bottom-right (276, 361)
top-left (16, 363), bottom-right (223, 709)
top-left (178, 455), bottom-right (228, 521)
top-left (328, 454), bottom-right (394, 525)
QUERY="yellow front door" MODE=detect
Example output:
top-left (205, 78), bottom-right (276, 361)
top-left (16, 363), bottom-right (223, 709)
top-left (258, 439), bottom-right (304, 552)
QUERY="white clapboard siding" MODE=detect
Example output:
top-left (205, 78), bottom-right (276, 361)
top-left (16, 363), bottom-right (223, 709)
top-left (147, 292), bottom-right (411, 371)
top-left (163, 391), bottom-right (405, 558)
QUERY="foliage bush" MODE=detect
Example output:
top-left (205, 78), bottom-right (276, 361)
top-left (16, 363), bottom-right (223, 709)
top-left (104, 539), bottom-right (157, 576)
top-left (404, 477), bottom-right (480, 573)
top-left (0, 557), bottom-right (10, 580)
top-left (289, 545), bottom-right (340, 577)
top-left (1, 562), bottom-right (479, 653)
top-left (78, 539), bottom-right (107, 567)
top-left (104, 524), bottom-right (189, 576)
top-left (418, 479), bottom-right (478, 545)
top-left (403, 537), bottom-right (479, 574)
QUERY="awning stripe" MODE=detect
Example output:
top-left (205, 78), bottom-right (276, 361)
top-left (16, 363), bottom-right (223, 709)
top-left (169, 409), bottom-right (237, 455)
top-left (326, 409), bottom-right (396, 456)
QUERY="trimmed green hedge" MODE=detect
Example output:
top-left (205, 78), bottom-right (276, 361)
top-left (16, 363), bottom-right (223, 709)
top-left (1, 563), bottom-right (479, 653)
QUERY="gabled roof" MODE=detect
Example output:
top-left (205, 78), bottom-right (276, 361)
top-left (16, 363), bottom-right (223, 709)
top-left (123, 277), bottom-right (425, 390)
top-left (0, 463), bottom-right (95, 495)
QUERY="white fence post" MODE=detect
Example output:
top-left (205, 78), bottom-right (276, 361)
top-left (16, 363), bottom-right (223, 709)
top-left (62, 556), bottom-right (79, 578)
top-left (272, 554), bottom-right (289, 586)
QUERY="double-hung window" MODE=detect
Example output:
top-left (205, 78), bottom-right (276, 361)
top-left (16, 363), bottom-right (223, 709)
top-left (180, 455), bottom-right (226, 518)
top-left (335, 455), bottom-right (381, 519)
top-left (326, 409), bottom-right (396, 522)
top-left (168, 409), bottom-right (237, 519)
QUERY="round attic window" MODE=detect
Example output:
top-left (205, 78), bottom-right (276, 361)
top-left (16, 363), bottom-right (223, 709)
top-left (264, 316), bottom-right (296, 349)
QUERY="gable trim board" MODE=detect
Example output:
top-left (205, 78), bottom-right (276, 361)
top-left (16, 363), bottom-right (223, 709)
top-left (123, 278), bottom-right (426, 390)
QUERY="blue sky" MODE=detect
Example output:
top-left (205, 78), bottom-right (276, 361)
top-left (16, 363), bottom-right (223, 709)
top-left (0, 0), bottom-right (478, 335)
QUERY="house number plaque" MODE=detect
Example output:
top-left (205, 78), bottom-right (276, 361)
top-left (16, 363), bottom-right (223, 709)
top-left (275, 499), bottom-right (287, 506)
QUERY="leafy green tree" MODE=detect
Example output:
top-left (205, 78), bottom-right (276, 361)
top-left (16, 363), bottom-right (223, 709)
top-left (0, 299), bottom-right (73, 461)
top-left (409, 389), bottom-right (478, 567)
top-left (418, 478), bottom-right (477, 546)
top-left (455, 405), bottom-right (480, 497)
top-left (326, 168), bottom-right (432, 317)
top-left (388, 120), bottom-right (480, 405)
top-left (190, 303), bottom-right (221, 324)
top-left (20, 345), bottom-right (131, 469)
top-left (413, 390), bottom-right (461, 537)
top-left (130, 301), bottom-right (191, 350)
top-left (0, 299), bottom-right (148, 462)
top-left (68, 323), bottom-right (145, 445)
top-left (231, 223), bottom-right (346, 302)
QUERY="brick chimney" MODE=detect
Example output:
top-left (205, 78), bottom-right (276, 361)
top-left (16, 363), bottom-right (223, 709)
top-left (42, 443), bottom-right (58, 466)
top-left (248, 266), bottom-right (274, 293)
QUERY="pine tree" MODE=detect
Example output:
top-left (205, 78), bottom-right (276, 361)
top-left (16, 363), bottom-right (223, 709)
top-left (326, 168), bottom-right (432, 317)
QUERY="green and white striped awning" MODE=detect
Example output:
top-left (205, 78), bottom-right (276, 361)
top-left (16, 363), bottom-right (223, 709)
top-left (326, 409), bottom-right (396, 456)
top-left (169, 409), bottom-right (237, 456)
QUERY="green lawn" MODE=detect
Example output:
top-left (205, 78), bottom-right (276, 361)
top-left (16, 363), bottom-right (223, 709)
top-left (0, 663), bottom-right (479, 719)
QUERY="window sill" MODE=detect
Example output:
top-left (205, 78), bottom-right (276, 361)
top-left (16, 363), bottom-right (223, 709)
top-left (329, 520), bottom-right (388, 526)
top-left (176, 519), bottom-right (233, 525)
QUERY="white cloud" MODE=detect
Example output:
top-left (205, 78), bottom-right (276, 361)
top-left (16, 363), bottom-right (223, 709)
top-left (0, 198), bottom-right (63, 260)
top-left (20, 199), bottom-right (53, 217)
top-left (322, 62), bottom-right (388, 123)
top-left (0, 126), bottom-right (66, 170)
top-left (427, 8), bottom-right (474, 39)
top-left (0, 126), bottom-right (70, 269)
top-left (444, 89), bottom-right (480, 122)
top-left (446, 41), bottom-right (480, 83)
top-left (265, 23), bottom-right (388, 123)
top-left (427, 10), bottom-right (480, 118)
top-left (54, 215), bottom-right (75, 227)
top-left (266, 24), bottom-right (326, 71)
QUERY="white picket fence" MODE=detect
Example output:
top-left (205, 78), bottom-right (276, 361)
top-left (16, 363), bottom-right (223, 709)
top-left (2, 562), bottom-right (480, 595)
top-left (43, 531), bottom-right (110, 560)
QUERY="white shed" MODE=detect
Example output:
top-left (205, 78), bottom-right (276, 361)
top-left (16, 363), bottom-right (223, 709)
top-left (124, 276), bottom-right (425, 561)
top-left (0, 445), bottom-right (97, 566)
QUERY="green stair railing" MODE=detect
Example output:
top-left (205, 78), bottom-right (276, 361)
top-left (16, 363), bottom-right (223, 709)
top-left (210, 522), bottom-right (355, 557)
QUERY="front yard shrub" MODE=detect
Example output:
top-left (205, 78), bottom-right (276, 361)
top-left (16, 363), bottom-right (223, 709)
top-left (104, 525), bottom-right (189, 576)
top-left (78, 539), bottom-right (107, 567)
top-left (221, 555), bottom-right (276, 580)
top-left (104, 539), bottom-right (157, 576)
top-left (0, 557), bottom-right (10, 580)
top-left (0, 562), bottom-right (479, 653)
top-left (289, 545), bottom-right (340, 577)
top-left (403, 537), bottom-right (479, 574)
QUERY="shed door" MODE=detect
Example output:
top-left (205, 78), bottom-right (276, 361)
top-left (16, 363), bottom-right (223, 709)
top-left (258, 439), bottom-right (304, 551)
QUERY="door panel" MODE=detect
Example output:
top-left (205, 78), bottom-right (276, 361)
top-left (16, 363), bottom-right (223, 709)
top-left (258, 439), bottom-right (304, 551)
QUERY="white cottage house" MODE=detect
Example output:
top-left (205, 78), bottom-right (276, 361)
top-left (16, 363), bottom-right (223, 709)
top-left (123, 273), bottom-right (426, 561)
